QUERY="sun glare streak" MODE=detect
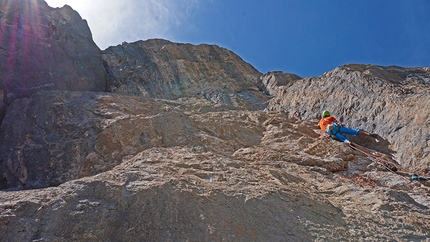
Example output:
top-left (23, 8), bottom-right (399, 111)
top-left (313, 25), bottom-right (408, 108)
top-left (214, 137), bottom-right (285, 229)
top-left (0, 0), bottom-right (48, 100)
top-left (1, 0), bottom-right (19, 98)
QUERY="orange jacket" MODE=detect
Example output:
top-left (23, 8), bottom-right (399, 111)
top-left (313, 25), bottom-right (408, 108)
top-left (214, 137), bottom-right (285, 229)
top-left (318, 116), bottom-right (337, 132)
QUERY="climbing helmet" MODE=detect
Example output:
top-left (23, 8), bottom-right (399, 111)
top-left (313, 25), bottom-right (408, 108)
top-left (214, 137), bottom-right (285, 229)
top-left (322, 110), bottom-right (330, 117)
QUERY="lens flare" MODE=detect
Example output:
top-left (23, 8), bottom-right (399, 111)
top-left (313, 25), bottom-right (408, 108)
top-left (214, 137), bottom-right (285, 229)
top-left (0, 0), bottom-right (50, 101)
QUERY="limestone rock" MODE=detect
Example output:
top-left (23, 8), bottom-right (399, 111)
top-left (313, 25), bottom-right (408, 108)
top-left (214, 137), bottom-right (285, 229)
top-left (265, 64), bottom-right (430, 169)
top-left (0, 91), bottom-right (102, 189)
top-left (0, 1), bottom-right (430, 240)
top-left (1, 139), bottom-right (429, 241)
top-left (260, 71), bottom-right (302, 96)
top-left (102, 39), bottom-right (269, 110)
top-left (0, 0), bottom-right (106, 104)
top-left (2, 86), bottom-right (429, 241)
top-left (0, 91), bottom-right (174, 189)
top-left (0, 91), bottom-right (268, 189)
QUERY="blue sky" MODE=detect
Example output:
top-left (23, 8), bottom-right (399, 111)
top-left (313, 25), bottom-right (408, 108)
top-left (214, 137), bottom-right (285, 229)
top-left (45, 0), bottom-right (430, 77)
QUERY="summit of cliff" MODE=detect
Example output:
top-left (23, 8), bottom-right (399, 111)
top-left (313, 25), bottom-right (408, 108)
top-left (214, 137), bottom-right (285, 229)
top-left (0, 1), bottom-right (429, 241)
top-left (102, 39), bottom-right (268, 110)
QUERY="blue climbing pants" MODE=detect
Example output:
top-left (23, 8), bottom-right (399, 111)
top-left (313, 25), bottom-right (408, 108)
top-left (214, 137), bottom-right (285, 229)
top-left (326, 123), bottom-right (359, 143)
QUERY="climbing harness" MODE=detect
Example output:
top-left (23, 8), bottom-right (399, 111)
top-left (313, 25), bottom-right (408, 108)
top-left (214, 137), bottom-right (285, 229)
top-left (327, 123), bottom-right (341, 139)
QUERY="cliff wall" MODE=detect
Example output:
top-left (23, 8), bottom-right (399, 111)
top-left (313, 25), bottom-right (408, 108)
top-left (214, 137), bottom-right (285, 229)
top-left (0, 1), bottom-right (429, 241)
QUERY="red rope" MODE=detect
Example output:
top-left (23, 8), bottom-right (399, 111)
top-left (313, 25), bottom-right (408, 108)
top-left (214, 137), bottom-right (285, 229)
top-left (349, 143), bottom-right (429, 181)
top-left (347, 142), bottom-right (413, 183)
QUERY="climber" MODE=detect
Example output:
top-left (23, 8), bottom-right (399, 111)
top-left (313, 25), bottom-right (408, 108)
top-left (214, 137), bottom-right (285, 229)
top-left (318, 110), bottom-right (375, 144)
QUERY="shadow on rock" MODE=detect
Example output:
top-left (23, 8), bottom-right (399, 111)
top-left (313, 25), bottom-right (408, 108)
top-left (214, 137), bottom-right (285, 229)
top-left (350, 134), bottom-right (396, 157)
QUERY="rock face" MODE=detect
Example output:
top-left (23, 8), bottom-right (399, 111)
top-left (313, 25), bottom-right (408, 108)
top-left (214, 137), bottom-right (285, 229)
top-left (1, 1), bottom-right (430, 241)
top-left (0, 0), bottom-right (106, 104)
top-left (266, 64), bottom-right (430, 169)
top-left (1, 116), bottom-right (429, 241)
top-left (102, 39), bottom-right (268, 110)
top-left (0, 36), bottom-right (271, 189)
top-left (260, 71), bottom-right (302, 97)
top-left (0, 91), bottom-right (266, 189)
